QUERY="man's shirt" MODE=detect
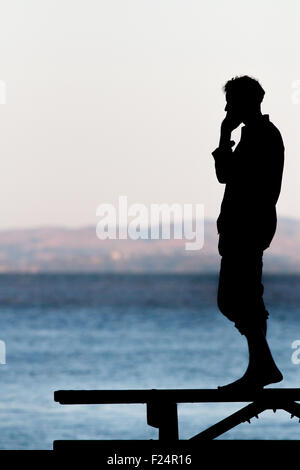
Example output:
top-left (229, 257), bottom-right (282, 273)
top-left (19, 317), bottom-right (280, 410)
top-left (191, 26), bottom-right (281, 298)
top-left (212, 114), bottom-right (284, 251)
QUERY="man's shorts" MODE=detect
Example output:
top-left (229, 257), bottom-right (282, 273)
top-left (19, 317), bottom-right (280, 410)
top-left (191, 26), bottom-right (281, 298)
top-left (217, 235), bottom-right (269, 334)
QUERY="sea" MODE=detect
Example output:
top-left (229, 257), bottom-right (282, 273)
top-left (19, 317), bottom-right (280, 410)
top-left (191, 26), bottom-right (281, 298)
top-left (0, 273), bottom-right (299, 449)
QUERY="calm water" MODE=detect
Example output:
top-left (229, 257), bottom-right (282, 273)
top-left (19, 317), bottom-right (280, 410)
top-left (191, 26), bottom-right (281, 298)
top-left (0, 273), bottom-right (299, 449)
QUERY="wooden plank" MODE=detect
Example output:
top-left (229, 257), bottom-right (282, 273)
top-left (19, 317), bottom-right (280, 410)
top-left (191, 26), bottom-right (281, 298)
top-left (54, 388), bottom-right (300, 405)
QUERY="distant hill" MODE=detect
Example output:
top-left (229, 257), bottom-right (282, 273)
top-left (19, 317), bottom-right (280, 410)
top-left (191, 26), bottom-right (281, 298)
top-left (0, 217), bottom-right (299, 273)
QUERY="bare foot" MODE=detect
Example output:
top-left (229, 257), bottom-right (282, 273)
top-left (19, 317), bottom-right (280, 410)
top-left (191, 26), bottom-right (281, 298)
top-left (218, 364), bottom-right (283, 392)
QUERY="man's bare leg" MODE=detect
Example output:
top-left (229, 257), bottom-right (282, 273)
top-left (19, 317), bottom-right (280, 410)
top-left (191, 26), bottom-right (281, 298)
top-left (218, 324), bottom-right (283, 391)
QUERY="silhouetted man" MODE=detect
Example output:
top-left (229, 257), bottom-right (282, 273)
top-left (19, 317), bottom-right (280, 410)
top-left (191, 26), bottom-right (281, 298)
top-left (212, 75), bottom-right (284, 390)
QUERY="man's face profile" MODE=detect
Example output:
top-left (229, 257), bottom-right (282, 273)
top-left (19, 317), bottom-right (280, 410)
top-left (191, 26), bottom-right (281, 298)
top-left (225, 92), bottom-right (244, 127)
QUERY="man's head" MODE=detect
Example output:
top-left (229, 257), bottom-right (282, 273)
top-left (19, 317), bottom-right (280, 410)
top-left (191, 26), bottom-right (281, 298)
top-left (223, 75), bottom-right (265, 124)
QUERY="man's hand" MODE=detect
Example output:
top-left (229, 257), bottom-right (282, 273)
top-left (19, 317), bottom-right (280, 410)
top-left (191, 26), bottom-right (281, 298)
top-left (221, 112), bottom-right (242, 133)
top-left (219, 112), bottom-right (242, 149)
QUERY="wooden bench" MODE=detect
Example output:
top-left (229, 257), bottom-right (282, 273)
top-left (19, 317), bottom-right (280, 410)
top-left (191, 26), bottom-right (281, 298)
top-left (54, 388), bottom-right (300, 440)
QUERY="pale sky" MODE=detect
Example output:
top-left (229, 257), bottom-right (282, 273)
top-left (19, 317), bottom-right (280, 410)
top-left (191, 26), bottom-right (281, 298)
top-left (0, 0), bottom-right (299, 229)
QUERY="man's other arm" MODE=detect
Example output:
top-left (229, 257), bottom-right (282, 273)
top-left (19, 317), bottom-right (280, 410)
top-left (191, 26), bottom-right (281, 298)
top-left (212, 141), bottom-right (235, 184)
top-left (212, 118), bottom-right (237, 184)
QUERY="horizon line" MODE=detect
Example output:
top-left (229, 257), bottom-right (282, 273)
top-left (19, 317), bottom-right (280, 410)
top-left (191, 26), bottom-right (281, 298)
top-left (0, 214), bottom-right (298, 232)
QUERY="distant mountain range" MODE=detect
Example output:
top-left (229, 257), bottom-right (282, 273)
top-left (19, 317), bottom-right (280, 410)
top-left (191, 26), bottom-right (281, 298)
top-left (0, 217), bottom-right (299, 273)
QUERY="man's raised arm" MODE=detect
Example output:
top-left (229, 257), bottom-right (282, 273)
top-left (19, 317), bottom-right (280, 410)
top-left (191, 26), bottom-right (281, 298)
top-left (212, 120), bottom-right (235, 184)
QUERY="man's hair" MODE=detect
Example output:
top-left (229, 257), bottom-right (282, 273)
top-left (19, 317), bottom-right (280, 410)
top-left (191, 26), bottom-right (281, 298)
top-left (223, 75), bottom-right (265, 104)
